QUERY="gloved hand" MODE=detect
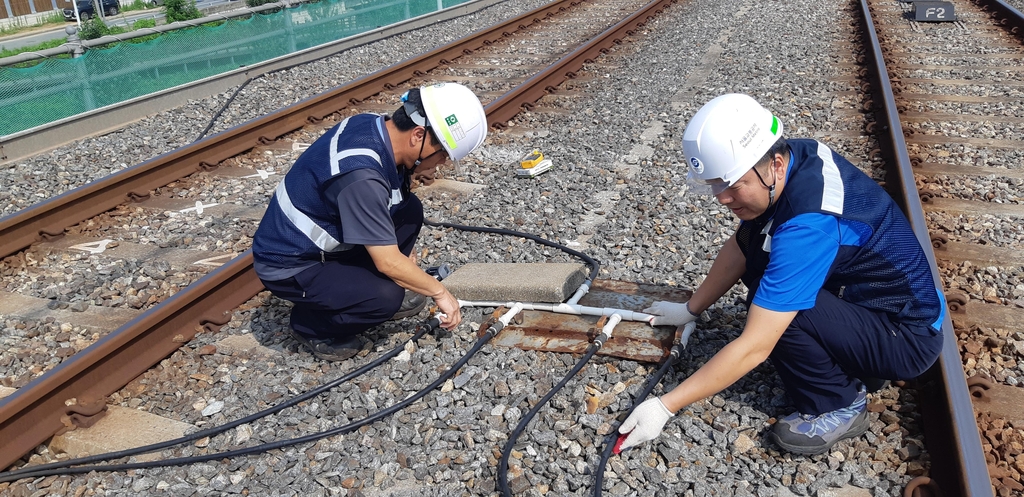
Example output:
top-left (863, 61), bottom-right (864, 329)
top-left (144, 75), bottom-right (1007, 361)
top-left (618, 397), bottom-right (674, 451)
top-left (643, 300), bottom-right (699, 327)
top-left (433, 289), bottom-right (462, 331)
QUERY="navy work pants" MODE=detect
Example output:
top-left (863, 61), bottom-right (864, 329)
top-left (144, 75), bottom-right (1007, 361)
top-left (768, 289), bottom-right (943, 415)
top-left (262, 195), bottom-right (423, 339)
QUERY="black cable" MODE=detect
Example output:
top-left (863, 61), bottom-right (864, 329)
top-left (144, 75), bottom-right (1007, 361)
top-left (2, 320), bottom-right (498, 482)
top-left (423, 219), bottom-right (601, 282)
top-left (186, 0), bottom-right (512, 146)
top-left (0, 317), bottom-right (441, 483)
top-left (498, 342), bottom-right (602, 497)
top-left (591, 342), bottom-right (683, 497)
top-left (2, 222), bottom-right (599, 484)
top-left (194, 77), bottom-right (255, 143)
top-left (424, 220), bottom-right (603, 496)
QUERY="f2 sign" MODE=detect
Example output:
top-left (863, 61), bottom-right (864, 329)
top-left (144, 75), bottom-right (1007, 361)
top-left (914, 2), bottom-right (956, 22)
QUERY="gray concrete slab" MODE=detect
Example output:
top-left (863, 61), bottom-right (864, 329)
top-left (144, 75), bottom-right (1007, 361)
top-left (213, 334), bottom-right (279, 357)
top-left (442, 262), bottom-right (587, 303)
top-left (416, 178), bottom-right (487, 195)
top-left (0, 291), bottom-right (140, 330)
top-left (48, 405), bottom-right (192, 462)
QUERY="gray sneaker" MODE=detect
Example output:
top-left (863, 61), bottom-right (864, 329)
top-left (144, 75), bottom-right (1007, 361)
top-left (390, 290), bottom-right (427, 320)
top-left (770, 387), bottom-right (869, 455)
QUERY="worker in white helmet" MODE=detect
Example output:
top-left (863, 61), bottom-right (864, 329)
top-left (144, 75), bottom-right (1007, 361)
top-left (252, 83), bottom-right (488, 361)
top-left (619, 93), bottom-right (946, 455)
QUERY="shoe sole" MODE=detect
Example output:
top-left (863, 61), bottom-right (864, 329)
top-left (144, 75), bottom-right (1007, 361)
top-left (769, 413), bottom-right (870, 456)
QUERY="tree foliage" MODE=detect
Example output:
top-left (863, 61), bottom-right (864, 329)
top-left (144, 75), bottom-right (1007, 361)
top-left (79, 16), bottom-right (111, 39)
top-left (164, 0), bottom-right (202, 23)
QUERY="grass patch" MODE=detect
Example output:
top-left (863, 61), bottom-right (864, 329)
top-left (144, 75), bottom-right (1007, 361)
top-left (0, 37), bottom-right (68, 58)
top-left (0, 11), bottom-right (66, 37)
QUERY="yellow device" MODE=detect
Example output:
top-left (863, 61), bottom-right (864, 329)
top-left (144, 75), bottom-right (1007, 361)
top-left (520, 149), bottom-right (544, 169)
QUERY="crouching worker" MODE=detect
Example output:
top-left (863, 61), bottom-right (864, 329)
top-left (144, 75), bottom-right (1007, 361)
top-left (252, 83), bottom-right (488, 361)
top-left (620, 94), bottom-right (946, 455)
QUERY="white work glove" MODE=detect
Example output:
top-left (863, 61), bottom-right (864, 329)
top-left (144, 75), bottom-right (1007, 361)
top-left (643, 300), bottom-right (698, 327)
top-left (618, 397), bottom-right (674, 451)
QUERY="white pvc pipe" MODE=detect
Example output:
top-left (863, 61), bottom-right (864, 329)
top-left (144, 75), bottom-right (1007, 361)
top-left (600, 313), bottom-right (623, 339)
top-left (565, 280), bottom-right (591, 306)
top-left (498, 303), bottom-right (525, 327)
top-left (457, 299), bottom-right (656, 325)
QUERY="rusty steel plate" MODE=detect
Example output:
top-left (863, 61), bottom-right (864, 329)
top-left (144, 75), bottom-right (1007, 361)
top-left (491, 279), bottom-right (692, 363)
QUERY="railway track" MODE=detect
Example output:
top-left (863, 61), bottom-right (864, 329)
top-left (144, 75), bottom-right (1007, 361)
top-left (862, 0), bottom-right (1024, 494)
top-left (0, 0), bottom-right (677, 477)
top-left (0, 0), bottom-right (1021, 494)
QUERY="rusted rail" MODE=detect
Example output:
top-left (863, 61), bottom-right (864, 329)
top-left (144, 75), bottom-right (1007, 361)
top-left (486, 0), bottom-right (674, 126)
top-left (0, 0), bottom-right (680, 473)
top-left (0, 0), bottom-right (587, 261)
top-left (0, 255), bottom-right (263, 474)
top-left (979, 0), bottom-right (1024, 32)
top-left (857, 0), bottom-right (1000, 495)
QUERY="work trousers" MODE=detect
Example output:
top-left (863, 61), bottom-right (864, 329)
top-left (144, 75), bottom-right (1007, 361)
top-left (262, 195), bottom-right (423, 339)
top-left (768, 289), bottom-right (944, 415)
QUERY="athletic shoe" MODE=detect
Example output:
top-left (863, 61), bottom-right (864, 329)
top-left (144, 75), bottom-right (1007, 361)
top-left (290, 330), bottom-right (361, 361)
top-left (770, 386), bottom-right (869, 455)
top-left (390, 290), bottom-right (427, 320)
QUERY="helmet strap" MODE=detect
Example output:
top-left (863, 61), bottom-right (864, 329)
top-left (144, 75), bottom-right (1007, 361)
top-left (401, 91), bottom-right (427, 127)
top-left (752, 155), bottom-right (779, 209)
top-left (412, 127), bottom-right (428, 167)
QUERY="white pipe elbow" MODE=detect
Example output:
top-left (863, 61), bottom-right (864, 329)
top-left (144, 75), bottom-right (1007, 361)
top-left (601, 313), bottom-right (622, 338)
top-left (498, 302), bottom-right (525, 326)
top-left (565, 281), bottom-right (591, 305)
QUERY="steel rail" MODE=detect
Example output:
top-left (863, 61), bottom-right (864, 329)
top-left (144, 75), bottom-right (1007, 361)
top-left (0, 254), bottom-right (263, 472)
top-left (0, 0), bottom-right (586, 261)
top-left (486, 0), bottom-right (677, 126)
top-left (857, 1), bottom-right (991, 496)
top-left (977, 0), bottom-right (1024, 33)
top-left (0, 0), bottom-right (681, 472)
top-left (0, 0), bottom-right (508, 164)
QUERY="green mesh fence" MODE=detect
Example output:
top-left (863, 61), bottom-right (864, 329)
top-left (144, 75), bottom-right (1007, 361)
top-left (0, 0), bottom-right (471, 137)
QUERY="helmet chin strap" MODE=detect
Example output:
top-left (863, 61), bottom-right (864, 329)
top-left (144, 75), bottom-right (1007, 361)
top-left (412, 128), bottom-right (428, 167)
top-left (753, 155), bottom-right (778, 209)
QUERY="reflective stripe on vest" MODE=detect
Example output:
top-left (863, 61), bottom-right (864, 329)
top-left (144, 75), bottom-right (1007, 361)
top-left (274, 179), bottom-right (341, 252)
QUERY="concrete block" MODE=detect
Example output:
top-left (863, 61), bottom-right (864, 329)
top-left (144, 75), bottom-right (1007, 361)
top-left (0, 290), bottom-right (140, 331)
top-left (49, 405), bottom-right (192, 462)
top-left (214, 334), bottom-right (279, 356)
top-left (417, 178), bottom-right (487, 195)
top-left (442, 263), bottom-right (588, 303)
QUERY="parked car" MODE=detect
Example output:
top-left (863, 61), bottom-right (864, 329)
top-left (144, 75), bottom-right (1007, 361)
top-left (64, 0), bottom-right (120, 21)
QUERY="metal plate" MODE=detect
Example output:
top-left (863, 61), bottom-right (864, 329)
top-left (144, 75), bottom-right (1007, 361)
top-left (491, 279), bottom-right (692, 363)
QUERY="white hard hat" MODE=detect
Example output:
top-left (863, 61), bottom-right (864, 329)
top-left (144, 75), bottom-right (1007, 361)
top-left (419, 83), bottom-right (488, 164)
top-left (682, 94), bottom-right (783, 194)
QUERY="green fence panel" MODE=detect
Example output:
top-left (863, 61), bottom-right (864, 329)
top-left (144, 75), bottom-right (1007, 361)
top-left (0, 0), bottom-right (471, 137)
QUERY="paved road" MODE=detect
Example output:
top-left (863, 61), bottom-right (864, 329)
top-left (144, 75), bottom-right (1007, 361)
top-left (0, 0), bottom-right (239, 52)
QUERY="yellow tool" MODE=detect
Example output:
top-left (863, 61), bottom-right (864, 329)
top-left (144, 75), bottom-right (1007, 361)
top-left (517, 149), bottom-right (553, 178)
top-left (520, 149), bottom-right (544, 169)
